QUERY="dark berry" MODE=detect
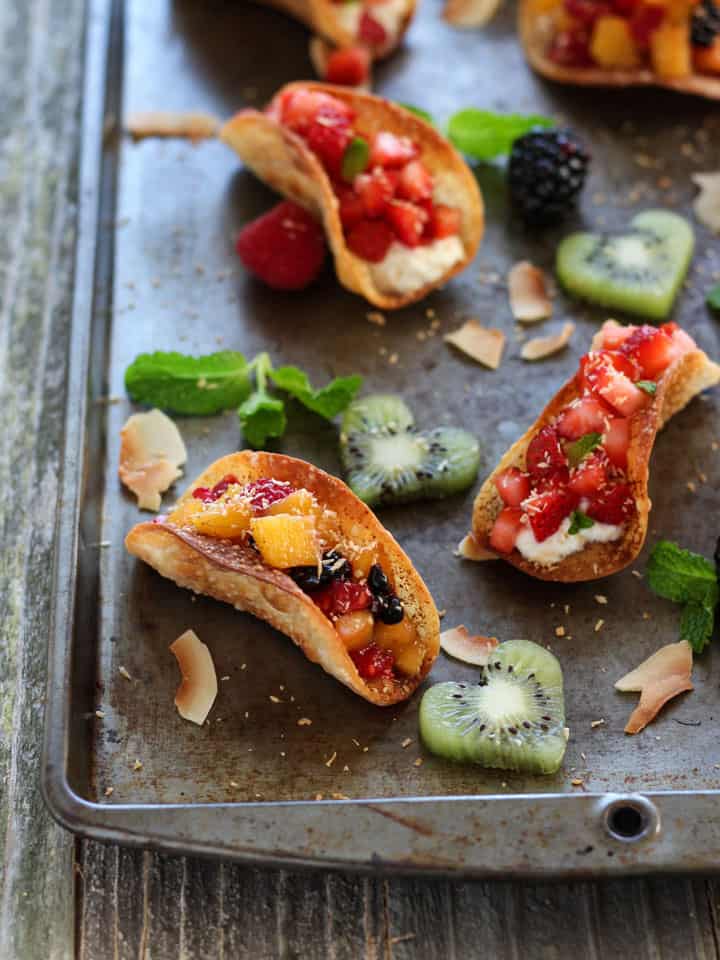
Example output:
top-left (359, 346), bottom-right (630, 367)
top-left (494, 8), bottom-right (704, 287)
top-left (322, 550), bottom-right (353, 581)
top-left (378, 596), bottom-right (404, 625)
top-left (289, 551), bottom-right (351, 592)
top-left (508, 128), bottom-right (590, 226)
top-left (692, 0), bottom-right (720, 47)
top-left (368, 563), bottom-right (392, 596)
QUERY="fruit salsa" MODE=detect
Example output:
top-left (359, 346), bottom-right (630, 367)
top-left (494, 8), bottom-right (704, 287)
top-left (329, 0), bottom-right (410, 55)
top-left (272, 87), bottom-right (464, 294)
top-left (534, 0), bottom-right (720, 77)
top-left (166, 476), bottom-right (426, 682)
top-left (488, 321), bottom-right (696, 565)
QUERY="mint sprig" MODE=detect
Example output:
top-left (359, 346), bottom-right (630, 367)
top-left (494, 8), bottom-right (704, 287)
top-left (446, 109), bottom-right (554, 161)
top-left (238, 353), bottom-right (286, 447)
top-left (636, 380), bottom-right (657, 396)
top-left (124, 351), bottom-right (251, 415)
top-left (646, 540), bottom-right (719, 653)
top-left (566, 432), bottom-right (602, 468)
top-left (270, 366), bottom-right (362, 420)
top-left (568, 511), bottom-right (594, 536)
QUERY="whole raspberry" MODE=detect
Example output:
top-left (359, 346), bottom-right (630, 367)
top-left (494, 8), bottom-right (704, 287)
top-left (508, 128), bottom-right (590, 226)
top-left (235, 200), bottom-right (326, 290)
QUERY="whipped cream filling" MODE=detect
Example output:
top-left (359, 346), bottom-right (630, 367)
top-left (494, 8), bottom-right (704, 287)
top-left (369, 236), bottom-right (464, 295)
top-left (515, 505), bottom-right (624, 568)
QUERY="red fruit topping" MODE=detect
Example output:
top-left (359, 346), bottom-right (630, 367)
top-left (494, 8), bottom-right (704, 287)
top-left (489, 506), bottom-right (525, 554)
top-left (620, 324), bottom-right (676, 379)
top-left (193, 474), bottom-right (240, 503)
top-left (524, 488), bottom-right (579, 543)
top-left (236, 201), bottom-right (326, 291)
top-left (601, 320), bottom-right (633, 350)
top-left (629, 3), bottom-right (665, 47)
top-left (564, 0), bottom-right (611, 23)
top-left (603, 417), bottom-right (630, 469)
top-left (325, 46), bottom-right (371, 86)
top-left (240, 478), bottom-right (295, 513)
top-left (585, 483), bottom-right (635, 525)
top-left (355, 167), bottom-right (397, 217)
top-left (396, 160), bottom-right (434, 203)
top-left (613, 0), bottom-right (638, 13)
top-left (556, 396), bottom-right (609, 440)
top-left (428, 204), bottom-right (461, 239)
top-left (306, 117), bottom-right (353, 179)
top-left (369, 131), bottom-right (419, 168)
top-left (568, 451), bottom-right (608, 498)
top-left (336, 183), bottom-right (365, 229)
top-left (314, 579), bottom-right (373, 617)
top-left (661, 322), bottom-right (678, 336)
top-left (525, 425), bottom-right (569, 483)
top-left (358, 11), bottom-right (388, 47)
top-left (548, 29), bottom-right (593, 66)
top-left (350, 643), bottom-right (395, 680)
top-left (581, 353), bottom-right (647, 417)
top-left (494, 467), bottom-right (531, 507)
top-left (385, 200), bottom-right (427, 247)
top-left (280, 89), bottom-right (354, 135)
top-left (346, 218), bottom-right (395, 262)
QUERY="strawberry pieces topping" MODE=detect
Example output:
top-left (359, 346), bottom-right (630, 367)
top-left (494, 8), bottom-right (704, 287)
top-left (192, 474), bottom-right (240, 503)
top-left (351, 643), bottom-right (395, 680)
top-left (585, 483), bottom-right (635, 525)
top-left (314, 579), bottom-right (373, 617)
top-left (526, 425), bottom-right (569, 484)
top-left (241, 479), bottom-right (295, 513)
top-left (524, 488), bottom-right (579, 543)
top-left (355, 167), bottom-right (397, 218)
top-left (235, 201), bottom-right (326, 291)
top-left (369, 131), bottom-right (419, 168)
top-left (556, 396), bottom-right (609, 440)
top-left (325, 46), bottom-right (371, 87)
top-left (619, 324), bottom-right (677, 379)
top-left (494, 467), bottom-right (531, 507)
top-left (548, 28), bottom-right (593, 66)
top-left (564, 0), bottom-right (611, 23)
top-left (306, 118), bottom-right (353, 180)
top-left (358, 11), bottom-right (388, 47)
top-left (346, 218), bottom-right (395, 262)
top-left (629, 2), bottom-right (665, 47)
top-left (568, 451), bottom-right (608, 498)
top-left (429, 205), bottom-right (462, 239)
top-left (397, 160), bottom-right (434, 203)
top-left (489, 506), bottom-right (525, 553)
top-left (280, 89), bottom-right (354, 136)
top-left (385, 200), bottom-right (427, 247)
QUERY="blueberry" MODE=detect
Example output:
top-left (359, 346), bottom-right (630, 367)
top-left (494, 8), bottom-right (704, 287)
top-left (288, 566), bottom-right (324, 592)
top-left (323, 550), bottom-right (352, 581)
top-left (368, 563), bottom-right (391, 596)
top-left (378, 596), bottom-right (404, 624)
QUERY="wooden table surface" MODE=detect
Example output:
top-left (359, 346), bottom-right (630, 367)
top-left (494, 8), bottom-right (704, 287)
top-left (2, 0), bottom-right (720, 957)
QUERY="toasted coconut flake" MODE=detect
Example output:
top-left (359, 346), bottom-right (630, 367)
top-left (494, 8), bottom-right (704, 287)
top-left (508, 261), bottom-right (553, 323)
top-left (692, 172), bottom-right (720, 234)
top-left (119, 409), bottom-right (187, 511)
top-left (170, 629), bottom-right (218, 726)
top-left (445, 319), bottom-right (505, 369)
top-left (615, 640), bottom-right (693, 735)
top-left (457, 532), bottom-right (498, 561)
top-left (521, 321), bottom-right (575, 362)
top-left (440, 625), bottom-right (499, 665)
top-left (444, 0), bottom-right (503, 26)
top-left (126, 111), bottom-right (220, 143)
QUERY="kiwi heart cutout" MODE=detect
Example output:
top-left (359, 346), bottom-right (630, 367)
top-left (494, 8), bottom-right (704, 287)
top-left (556, 209), bottom-right (694, 321)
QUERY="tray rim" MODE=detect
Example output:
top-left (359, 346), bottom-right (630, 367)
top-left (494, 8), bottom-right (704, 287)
top-left (41, 0), bottom-right (720, 878)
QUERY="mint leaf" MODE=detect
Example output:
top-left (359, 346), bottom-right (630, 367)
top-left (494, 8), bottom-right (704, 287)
top-left (568, 510), bottom-right (595, 536)
top-left (270, 365), bottom-right (362, 420)
top-left (680, 601), bottom-right (715, 654)
top-left (238, 391), bottom-right (286, 447)
top-left (636, 380), bottom-right (657, 396)
top-left (398, 103), bottom-right (435, 125)
top-left (566, 432), bottom-right (602, 468)
top-left (124, 351), bottom-right (251, 415)
top-left (341, 137), bottom-right (369, 182)
top-left (707, 283), bottom-right (720, 310)
top-left (447, 109), bottom-right (554, 161)
top-left (646, 540), bottom-right (719, 607)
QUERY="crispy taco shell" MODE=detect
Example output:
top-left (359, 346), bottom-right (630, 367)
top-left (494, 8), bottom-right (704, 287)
top-left (464, 330), bottom-right (720, 582)
top-left (519, 0), bottom-right (720, 100)
top-left (126, 451), bottom-right (440, 705)
top-left (220, 82), bottom-right (484, 310)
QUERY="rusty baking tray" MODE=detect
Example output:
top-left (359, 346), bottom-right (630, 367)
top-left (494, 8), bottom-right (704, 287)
top-left (42, 0), bottom-right (720, 876)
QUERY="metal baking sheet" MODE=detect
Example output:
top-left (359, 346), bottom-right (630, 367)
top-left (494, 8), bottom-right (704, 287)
top-left (43, 0), bottom-right (720, 876)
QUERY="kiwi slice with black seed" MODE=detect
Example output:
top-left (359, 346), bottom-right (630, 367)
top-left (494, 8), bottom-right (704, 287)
top-left (419, 639), bottom-right (568, 775)
top-left (340, 394), bottom-right (480, 507)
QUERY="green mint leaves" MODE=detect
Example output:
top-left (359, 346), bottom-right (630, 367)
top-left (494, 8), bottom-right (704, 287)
top-left (341, 137), bottom-right (370, 182)
top-left (124, 349), bottom-right (362, 449)
top-left (646, 540), bottom-right (719, 653)
top-left (707, 283), bottom-right (720, 310)
top-left (568, 511), bottom-right (595, 536)
top-left (636, 380), bottom-right (657, 396)
top-left (446, 110), bottom-right (553, 161)
top-left (566, 432), bottom-right (602, 468)
top-left (124, 351), bottom-right (252, 415)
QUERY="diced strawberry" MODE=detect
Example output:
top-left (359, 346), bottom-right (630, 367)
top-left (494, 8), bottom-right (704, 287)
top-left (428, 204), bottom-right (461, 239)
top-left (193, 474), bottom-right (240, 503)
top-left (603, 417), bottom-right (630, 470)
top-left (585, 483), bottom-right (635, 525)
top-left (668, 326), bottom-right (696, 355)
top-left (581, 353), bottom-right (647, 417)
top-left (240, 478), bottom-right (295, 513)
top-left (556, 397), bottom-right (609, 440)
top-left (325, 46), bottom-right (370, 86)
top-left (358, 11), bottom-right (388, 47)
top-left (568, 451), bottom-right (608, 498)
top-left (369, 131), bottom-right (419, 168)
top-left (396, 160), bottom-right (434, 203)
top-left (385, 200), bottom-right (427, 247)
top-left (336, 183), bottom-right (365, 228)
top-left (524, 488), bottom-right (579, 543)
top-left (548, 29), bottom-right (593, 67)
top-left (630, 3), bottom-right (665, 48)
top-left (314, 579), bottom-right (373, 617)
top-left (525, 425), bottom-right (569, 484)
top-left (236, 201), bottom-right (326, 291)
top-left (306, 117), bottom-right (353, 179)
top-left (600, 319), bottom-right (633, 350)
top-left (620, 325), bottom-right (676, 379)
top-left (350, 643), bottom-right (395, 680)
top-left (494, 467), bottom-right (531, 507)
top-left (355, 167), bottom-right (397, 217)
top-left (489, 507), bottom-right (525, 554)
top-left (346, 218), bottom-right (395, 262)
top-left (564, 0), bottom-right (611, 22)
top-left (612, 0), bottom-right (639, 13)
top-left (280, 88), bottom-right (354, 134)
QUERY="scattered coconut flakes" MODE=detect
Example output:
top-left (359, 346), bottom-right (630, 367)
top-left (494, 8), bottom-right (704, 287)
top-left (555, 626), bottom-right (566, 638)
top-left (595, 595), bottom-right (608, 605)
top-left (366, 310), bottom-right (386, 327)
top-left (118, 666), bottom-right (132, 681)
top-left (133, 759), bottom-right (143, 771)
top-left (692, 172), bottom-right (720, 233)
top-left (413, 758), bottom-right (423, 767)
top-left (571, 778), bottom-right (584, 787)
top-left (440, 625), bottom-right (499, 666)
top-left (521, 322), bottom-right (575, 362)
top-left (125, 111), bottom-right (220, 143)
top-left (594, 619), bottom-right (605, 632)
top-left (508, 261), bottom-right (553, 323)
top-left (95, 710), bottom-right (106, 719)
top-left (590, 718), bottom-right (605, 728)
top-left (445, 319), bottom-right (505, 370)
top-left (401, 738), bottom-right (412, 748)
top-left (615, 640), bottom-right (693, 735)
top-left (104, 786), bottom-right (114, 797)
top-left (456, 532), bottom-right (498, 561)
top-left (169, 629), bottom-right (218, 726)
top-left (325, 751), bottom-right (337, 768)
top-left (118, 409), bottom-right (187, 511)
top-left (443, 0), bottom-right (503, 27)
top-left (297, 717), bottom-right (312, 726)
top-left (331, 792), bottom-right (350, 800)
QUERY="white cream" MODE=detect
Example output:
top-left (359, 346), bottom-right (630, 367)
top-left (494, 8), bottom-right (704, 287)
top-left (515, 511), bottom-right (624, 568)
top-left (333, 2), bottom-right (362, 36)
top-left (369, 236), bottom-right (464, 294)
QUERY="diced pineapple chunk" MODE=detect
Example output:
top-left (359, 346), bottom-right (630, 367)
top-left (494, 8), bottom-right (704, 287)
top-left (590, 16), bottom-right (640, 68)
top-left (650, 22), bottom-right (691, 76)
top-left (167, 499), bottom-right (204, 526)
top-left (351, 545), bottom-right (379, 581)
top-left (250, 514), bottom-right (320, 568)
top-left (335, 610), bottom-right (374, 651)
top-left (394, 641), bottom-right (426, 677)
top-left (265, 488), bottom-right (318, 517)
top-left (374, 619), bottom-right (417, 655)
top-left (189, 500), bottom-right (253, 539)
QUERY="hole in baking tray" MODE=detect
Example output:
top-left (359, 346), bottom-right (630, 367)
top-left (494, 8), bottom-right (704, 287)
top-left (603, 799), bottom-right (656, 842)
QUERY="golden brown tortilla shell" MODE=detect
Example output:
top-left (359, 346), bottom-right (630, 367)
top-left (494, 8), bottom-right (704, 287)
top-left (519, 1), bottom-right (720, 100)
top-left (126, 451), bottom-right (440, 705)
top-left (220, 82), bottom-right (484, 310)
top-left (466, 337), bottom-right (720, 583)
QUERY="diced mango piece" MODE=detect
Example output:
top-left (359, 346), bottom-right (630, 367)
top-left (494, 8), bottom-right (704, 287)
top-left (650, 22), bottom-right (691, 76)
top-left (394, 641), bottom-right (426, 677)
top-left (528, 0), bottom-right (562, 14)
top-left (335, 610), bottom-right (374, 651)
top-left (250, 514), bottom-right (320, 568)
top-left (265, 488), bottom-right (319, 517)
top-left (351, 545), bottom-right (380, 581)
top-left (167, 499), bottom-right (204, 526)
top-left (590, 16), bottom-right (640, 68)
top-left (655, 0), bottom-right (695, 25)
top-left (374, 618), bottom-right (417, 655)
top-left (694, 35), bottom-right (720, 74)
top-left (189, 500), bottom-right (253, 539)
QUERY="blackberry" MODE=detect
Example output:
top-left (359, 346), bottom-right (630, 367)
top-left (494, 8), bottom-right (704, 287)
top-left (508, 128), bottom-right (590, 226)
top-left (368, 563), bottom-right (392, 597)
top-left (376, 595), bottom-right (404, 625)
top-left (691, 0), bottom-right (720, 47)
top-left (289, 550), bottom-right (351, 592)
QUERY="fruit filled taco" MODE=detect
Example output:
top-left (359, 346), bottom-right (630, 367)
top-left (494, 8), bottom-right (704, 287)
top-left (220, 83), bottom-right (484, 309)
top-left (519, 0), bottom-right (720, 98)
top-left (461, 320), bottom-right (720, 582)
top-left (126, 452), bottom-right (440, 705)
